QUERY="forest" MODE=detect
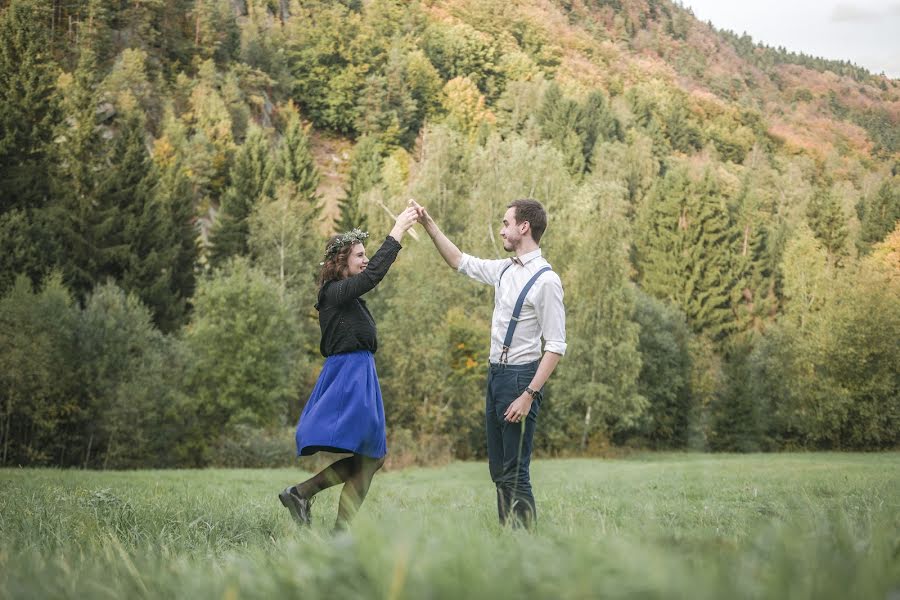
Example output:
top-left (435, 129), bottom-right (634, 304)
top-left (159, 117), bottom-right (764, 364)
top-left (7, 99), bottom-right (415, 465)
top-left (0, 0), bottom-right (897, 468)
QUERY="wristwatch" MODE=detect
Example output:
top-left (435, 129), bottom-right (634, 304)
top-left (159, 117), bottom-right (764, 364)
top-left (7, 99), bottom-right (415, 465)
top-left (525, 386), bottom-right (540, 400)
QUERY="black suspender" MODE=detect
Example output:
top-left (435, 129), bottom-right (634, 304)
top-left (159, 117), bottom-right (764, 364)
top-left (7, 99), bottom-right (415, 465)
top-left (498, 266), bottom-right (552, 364)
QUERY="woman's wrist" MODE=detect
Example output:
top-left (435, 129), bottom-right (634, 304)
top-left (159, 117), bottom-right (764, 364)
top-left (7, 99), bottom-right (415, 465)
top-left (388, 225), bottom-right (404, 242)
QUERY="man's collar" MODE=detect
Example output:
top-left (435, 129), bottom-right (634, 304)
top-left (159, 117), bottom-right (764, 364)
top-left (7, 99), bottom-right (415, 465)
top-left (511, 247), bottom-right (542, 266)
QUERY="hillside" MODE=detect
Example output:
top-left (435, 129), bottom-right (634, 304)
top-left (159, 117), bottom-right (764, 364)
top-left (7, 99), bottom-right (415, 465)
top-left (290, 0), bottom-right (898, 221)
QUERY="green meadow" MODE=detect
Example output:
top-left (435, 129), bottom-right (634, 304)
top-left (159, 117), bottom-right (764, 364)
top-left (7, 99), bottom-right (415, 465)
top-left (1, 453), bottom-right (898, 599)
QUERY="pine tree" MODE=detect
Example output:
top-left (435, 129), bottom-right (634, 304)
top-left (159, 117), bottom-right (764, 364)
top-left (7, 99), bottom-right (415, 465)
top-left (338, 135), bottom-right (383, 232)
top-left (99, 111), bottom-right (157, 277)
top-left (537, 82), bottom-right (585, 176)
top-left (859, 177), bottom-right (900, 252)
top-left (48, 43), bottom-right (191, 327)
top-left (664, 100), bottom-right (702, 153)
top-left (191, 0), bottom-right (241, 64)
top-left (578, 90), bottom-right (620, 169)
top-left (273, 102), bottom-right (320, 200)
top-left (235, 96), bottom-right (325, 357)
top-left (806, 184), bottom-right (848, 264)
top-left (150, 103), bottom-right (200, 327)
top-left (730, 172), bottom-right (778, 334)
top-left (149, 150), bottom-right (198, 332)
top-left (0, 1), bottom-right (62, 291)
top-left (180, 60), bottom-right (236, 251)
top-left (209, 123), bottom-right (274, 266)
top-left (110, 111), bottom-right (193, 332)
top-left (636, 166), bottom-right (738, 339)
top-left (48, 45), bottom-right (111, 299)
top-left (0, 0), bottom-right (59, 214)
top-left (356, 45), bottom-right (419, 147)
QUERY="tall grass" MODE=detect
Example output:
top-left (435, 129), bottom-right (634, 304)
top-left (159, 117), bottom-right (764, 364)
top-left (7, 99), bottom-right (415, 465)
top-left (1, 453), bottom-right (897, 599)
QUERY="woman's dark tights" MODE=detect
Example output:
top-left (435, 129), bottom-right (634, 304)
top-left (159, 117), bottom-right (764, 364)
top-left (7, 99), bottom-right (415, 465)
top-left (294, 454), bottom-right (385, 527)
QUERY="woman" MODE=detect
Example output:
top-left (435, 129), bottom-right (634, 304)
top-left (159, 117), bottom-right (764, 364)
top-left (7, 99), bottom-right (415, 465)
top-left (279, 207), bottom-right (419, 530)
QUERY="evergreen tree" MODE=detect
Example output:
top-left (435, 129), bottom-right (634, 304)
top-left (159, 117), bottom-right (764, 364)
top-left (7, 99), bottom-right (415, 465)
top-left (636, 166), bottom-right (738, 339)
top-left (209, 123), bottom-right (274, 266)
top-left (578, 90), bottom-right (621, 169)
top-left (49, 45), bottom-right (190, 327)
top-left (338, 135), bottom-right (384, 232)
top-left (664, 100), bottom-right (702, 153)
top-left (180, 60), bottom-right (237, 253)
top-left (712, 338), bottom-right (773, 451)
top-left (284, 1), bottom-right (366, 133)
top-left (537, 82), bottom-right (585, 176)
top-left (858, 176), bottom-right (900, 252)
top-left (806, 184), bottom-right (848, 264)
top-left (273, 102), bottom-right (319, 199)
top-left (48, 45), bottom-right (111, 299)
top-left (150, 103), bottom-right (200, 329)
top-left (356, 45), bottom-right (419, 147)
top-left (0, 1), bottom-right (61, 291)
top-left (111, 111), bottom-right (195, 332)
top-left (0, 0), bottom-right (59, 214)
top-left (148, 152), bottom-right (198, 332)
top-left (730, 169), bottom-right (779, 334)
top-left (191, 0), bottom-right (241, 64)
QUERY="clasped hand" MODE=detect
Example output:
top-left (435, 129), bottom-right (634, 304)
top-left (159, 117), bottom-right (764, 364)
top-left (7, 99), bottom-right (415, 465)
top-left (408, 199), bottom-right (431, 225)
top-left (394, 206), bottom-right (419, 231)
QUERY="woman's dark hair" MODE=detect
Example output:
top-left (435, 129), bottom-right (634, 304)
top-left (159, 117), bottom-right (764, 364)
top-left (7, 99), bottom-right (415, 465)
top-left (317, 237), bottom-right (356, 289)
top-left (508, 198), bottom-right (548, 243)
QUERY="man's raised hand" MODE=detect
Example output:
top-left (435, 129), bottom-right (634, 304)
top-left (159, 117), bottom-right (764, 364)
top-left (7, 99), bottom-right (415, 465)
top-left (408, 199), bottom-right (431, 225)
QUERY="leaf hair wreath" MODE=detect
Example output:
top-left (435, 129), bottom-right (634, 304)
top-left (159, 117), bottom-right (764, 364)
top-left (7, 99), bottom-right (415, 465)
top-left (321, 228), bottom-right (369, 265)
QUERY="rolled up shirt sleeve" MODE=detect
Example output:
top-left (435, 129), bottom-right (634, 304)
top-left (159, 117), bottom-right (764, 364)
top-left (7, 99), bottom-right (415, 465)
top-left (533, 273), bottom-right (567, 356)
top-left (457, 253), bottom-right (509, 286)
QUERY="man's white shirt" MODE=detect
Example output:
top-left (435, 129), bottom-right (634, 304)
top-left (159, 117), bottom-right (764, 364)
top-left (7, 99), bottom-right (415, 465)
top-left (457, 247), bottom-right (567, 365)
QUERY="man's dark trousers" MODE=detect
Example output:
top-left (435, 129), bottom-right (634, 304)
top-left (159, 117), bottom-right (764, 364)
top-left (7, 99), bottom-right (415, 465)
top-left (486, 360), bottom-right (542, 528)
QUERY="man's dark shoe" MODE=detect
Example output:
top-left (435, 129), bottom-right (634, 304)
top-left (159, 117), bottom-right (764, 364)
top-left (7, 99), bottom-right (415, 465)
top-left (279, 487), bottom-right (312, 527)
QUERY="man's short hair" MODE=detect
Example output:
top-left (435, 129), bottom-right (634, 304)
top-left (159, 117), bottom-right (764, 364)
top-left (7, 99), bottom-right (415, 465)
top-left (508, 199), bottom-right (547, 243)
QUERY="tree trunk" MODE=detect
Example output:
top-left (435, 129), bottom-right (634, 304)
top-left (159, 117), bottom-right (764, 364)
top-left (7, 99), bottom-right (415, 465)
top-left (84, 433), bottom-right (93, 469)
top-left (195, 9), bottom-right (201, 46)
top-left (103, 431), bottom-right (115, 470)
top-left (279, 209), bottom-right (286, 302)
top-left (1, 396), bottom-right (11, 465)
top-left (580, 405), bottom-right (592, 451)
top-left (580, 367), bottom-right (597, 451)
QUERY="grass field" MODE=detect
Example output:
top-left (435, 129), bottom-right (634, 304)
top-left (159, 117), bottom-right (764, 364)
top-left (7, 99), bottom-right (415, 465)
top-left (1, 453), bottom-right (898, 599)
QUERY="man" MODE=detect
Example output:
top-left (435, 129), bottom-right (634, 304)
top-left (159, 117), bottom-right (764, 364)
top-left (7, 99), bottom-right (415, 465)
top-left (411, 198), bottom-right (566, 528)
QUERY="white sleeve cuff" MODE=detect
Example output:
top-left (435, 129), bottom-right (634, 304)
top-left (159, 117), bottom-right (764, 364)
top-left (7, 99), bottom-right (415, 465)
top-left (544, 340), bottom-right (567, 356)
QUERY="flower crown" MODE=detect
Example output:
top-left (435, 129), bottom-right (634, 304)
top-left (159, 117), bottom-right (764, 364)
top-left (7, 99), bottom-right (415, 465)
top-left (323, 228), bottom-right (369, 262)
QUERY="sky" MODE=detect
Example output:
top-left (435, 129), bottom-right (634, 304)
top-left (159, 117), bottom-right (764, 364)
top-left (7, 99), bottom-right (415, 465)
top-left (680, 0), bottom-right (900, 78)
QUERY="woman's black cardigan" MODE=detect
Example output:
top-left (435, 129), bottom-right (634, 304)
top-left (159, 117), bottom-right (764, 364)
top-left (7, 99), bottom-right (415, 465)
top-left (316, 236), bottom-right (401, 357)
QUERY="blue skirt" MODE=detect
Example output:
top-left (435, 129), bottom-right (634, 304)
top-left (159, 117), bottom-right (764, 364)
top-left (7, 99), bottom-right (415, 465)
top-left (295, 350), bottom-right (387, 459)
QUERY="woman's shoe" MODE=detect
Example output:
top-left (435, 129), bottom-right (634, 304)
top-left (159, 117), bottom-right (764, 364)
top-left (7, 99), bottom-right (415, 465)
top-left (279, 487), bottom-right (312, 527)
